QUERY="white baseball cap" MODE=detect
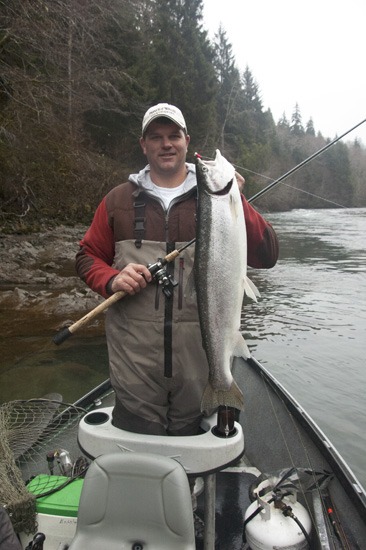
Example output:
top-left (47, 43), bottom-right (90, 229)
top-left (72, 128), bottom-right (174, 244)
top-left (142, 103), bottom-right (187, 135)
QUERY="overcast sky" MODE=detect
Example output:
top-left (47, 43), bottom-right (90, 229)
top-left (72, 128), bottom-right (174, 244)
top-left (202, 0), bottom-right (366, 146)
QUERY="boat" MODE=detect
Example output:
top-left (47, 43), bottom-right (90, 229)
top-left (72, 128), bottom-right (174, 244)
top-left (2, 354), bottom-right (365, 550)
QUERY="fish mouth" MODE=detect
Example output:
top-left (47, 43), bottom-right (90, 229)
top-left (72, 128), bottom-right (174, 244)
top-left (212, 180), bottom-right (233, 196)
top-left (195, 151), bottom-right (235, 195)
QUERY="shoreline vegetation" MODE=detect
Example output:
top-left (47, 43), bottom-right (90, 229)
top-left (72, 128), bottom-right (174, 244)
top-left (1, 0), bottom-right (366, 234)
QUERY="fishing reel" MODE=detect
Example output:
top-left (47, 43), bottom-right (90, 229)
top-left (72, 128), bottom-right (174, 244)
top-left (147, 258), bottom-right (178, 298)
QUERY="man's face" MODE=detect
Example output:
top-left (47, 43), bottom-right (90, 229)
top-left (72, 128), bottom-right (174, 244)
top-left (140, 120), bottom-right (190, 181)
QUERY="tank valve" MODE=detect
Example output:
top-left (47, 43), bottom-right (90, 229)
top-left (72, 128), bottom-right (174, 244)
top-left (54, 449), bottom-right (73, 476)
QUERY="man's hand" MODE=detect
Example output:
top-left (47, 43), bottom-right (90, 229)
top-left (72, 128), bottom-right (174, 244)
top-left (111, 263), bottom-right (152, 295)
top-left (235, 171), bottom-right (245, 192)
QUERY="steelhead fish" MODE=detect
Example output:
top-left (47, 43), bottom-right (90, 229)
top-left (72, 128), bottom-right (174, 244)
top-left (194, 150), bottom-right (259, 411)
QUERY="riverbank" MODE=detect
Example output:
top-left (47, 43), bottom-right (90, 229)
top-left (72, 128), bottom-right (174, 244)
top-left (0, 224), bottom-right (103, 318)
top-left (0, 225), bottom-right (107, 403)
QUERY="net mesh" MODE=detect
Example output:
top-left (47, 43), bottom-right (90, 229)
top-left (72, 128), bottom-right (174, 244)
top-left (0, 398), bottom-right (87, 534)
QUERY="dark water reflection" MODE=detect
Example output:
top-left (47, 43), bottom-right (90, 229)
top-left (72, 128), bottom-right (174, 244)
top-left (0, 225), bottom-right (109, 403)
top-left (0, 332), bottom-right (108, 404)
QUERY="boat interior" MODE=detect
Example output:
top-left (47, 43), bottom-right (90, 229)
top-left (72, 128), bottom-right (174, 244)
top-left (8, 356), bottom-right (366, 549)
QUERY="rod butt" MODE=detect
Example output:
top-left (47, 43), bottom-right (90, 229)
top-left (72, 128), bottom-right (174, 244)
top-left (53, 327), bottom-right (72, 346)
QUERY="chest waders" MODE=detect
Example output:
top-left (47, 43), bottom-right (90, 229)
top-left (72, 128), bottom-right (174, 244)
top-left (105, 198), bottom-right (209, 434)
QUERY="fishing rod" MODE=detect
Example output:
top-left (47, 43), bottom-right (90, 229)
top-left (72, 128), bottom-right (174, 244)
top-left (53, 118), bottom-right (365, 345)
top-left (52, 239), bottom-right (195, 345)
top-left (248, 117), bottom-right (366, 203)
top-left (194, 118), bottom-right (366, 230)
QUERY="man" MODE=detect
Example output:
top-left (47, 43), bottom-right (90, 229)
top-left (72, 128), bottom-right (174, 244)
top-left (76, 103), bottom-right (279, 437)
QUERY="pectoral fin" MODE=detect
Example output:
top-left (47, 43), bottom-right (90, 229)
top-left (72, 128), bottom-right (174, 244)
top-left (232, 332), bottom-right (251, 359)
top-left (184, 267), bottom-right (196, 299)
top-left (243, 275), bottom-right (260, 301)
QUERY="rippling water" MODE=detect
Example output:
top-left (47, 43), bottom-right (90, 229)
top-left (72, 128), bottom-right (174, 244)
top-left (242, 207), bottom-right (366, 488)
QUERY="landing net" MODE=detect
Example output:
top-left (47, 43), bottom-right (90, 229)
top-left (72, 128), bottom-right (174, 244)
top-left (0, 398), bottom-right (87, 534)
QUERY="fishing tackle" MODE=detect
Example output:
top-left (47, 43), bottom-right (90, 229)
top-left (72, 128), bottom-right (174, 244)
top-left (52, 240), bottom-right (195, 345)
top-left (147, 258), bottom-right (178, 298)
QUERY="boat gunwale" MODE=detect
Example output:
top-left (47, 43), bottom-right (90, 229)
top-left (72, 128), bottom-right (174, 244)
top-left (246, 356), bottom-right (366, 523)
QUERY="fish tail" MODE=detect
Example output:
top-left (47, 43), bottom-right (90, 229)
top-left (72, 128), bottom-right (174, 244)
top-left (201, 379), bottom-right (244, 412)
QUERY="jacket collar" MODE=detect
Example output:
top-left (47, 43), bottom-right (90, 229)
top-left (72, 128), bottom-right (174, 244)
top-left (129, 163), bottom-right (196, 199)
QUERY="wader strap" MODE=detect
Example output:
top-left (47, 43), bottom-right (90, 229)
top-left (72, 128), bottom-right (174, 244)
top-left (164, 242), bottom-right (175, 378)
top-left (133, 200), bottom-right (146, 248)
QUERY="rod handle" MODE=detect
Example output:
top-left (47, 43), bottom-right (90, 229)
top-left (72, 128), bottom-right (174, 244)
top-left (53, 244), bottom-right (190, 345)
top-left (52, 290), bottom-right (127, 345)
top-left (164, 249), bottom-right (180, 263)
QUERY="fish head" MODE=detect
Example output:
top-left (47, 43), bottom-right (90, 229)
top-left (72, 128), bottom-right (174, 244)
top-left (195, 150), bottom-right (236, 195)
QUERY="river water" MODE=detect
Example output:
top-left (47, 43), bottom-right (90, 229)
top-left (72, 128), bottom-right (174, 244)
top-left (0, 208), bottom-right (365, 488)
top-left (243, 207), bottom-right (366, 489)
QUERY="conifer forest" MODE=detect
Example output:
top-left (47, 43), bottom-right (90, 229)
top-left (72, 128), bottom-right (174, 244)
top-left (1, 0), bottom-right (365, 231)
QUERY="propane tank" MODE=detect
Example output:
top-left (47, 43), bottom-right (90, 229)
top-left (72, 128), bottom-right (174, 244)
top-left (244, 481), bottom-right (311, 550)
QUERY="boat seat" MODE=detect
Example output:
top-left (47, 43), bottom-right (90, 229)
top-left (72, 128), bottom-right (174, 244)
top-left (68, 452), bottom-right (195, 550)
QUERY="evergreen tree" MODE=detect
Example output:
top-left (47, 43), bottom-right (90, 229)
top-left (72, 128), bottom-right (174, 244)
top-left (290, 103), bottom-right (304, 136)
top-left (322, 141), bottom-right (354, 205)
top-left (306, 117), bottom-right (315, 136)
top-left (143, 0), bottom-right (217, 154)
top-left (231, 67), bottom-right (275, 195)
top-left (1, 0), bottom-right (364, 224)
top-left (241, 66), bottom-right (263, 112)
top-left (213, 24), bottom-right (238, 85)
top-left (212, 25), bottom-right (241, 152)
top-left (349, 140), bottom-right (366, 206)
top-left (235, 66), bottom-right (268, 148)
top-left (278, 112), bottom-right (289, 128)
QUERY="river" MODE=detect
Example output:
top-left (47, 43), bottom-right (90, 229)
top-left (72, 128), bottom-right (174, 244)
top-left (0, 208), bottom-right (365, 489)
top-left (242, 207), bottom-right (366, 489)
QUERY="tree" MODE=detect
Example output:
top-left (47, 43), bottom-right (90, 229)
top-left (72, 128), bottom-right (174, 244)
top-left (306, 118), bottom-right (315, 136)
top-left (0, 0), bottom-right (363, 225)
top-left (212, 25), bottom-right (241, 152)
top-left (234, 66), bottom-right (272, 151)
top-left (278, 112), bottom-right (289, 128)
top-left (321, 141), bottom-right (353, 206)
top-left (348, 140), bottom-right (366, 206)
top-left (290, 103), bottom-right (304, 136)
top-left (213, 25), bottom-right (237, 85)
top-left (142, 0), bottom-right (217, 154)
top-left (0, 0), bottom-right (146, 222)
top-left (241, 66), bottom-right (262, 112)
